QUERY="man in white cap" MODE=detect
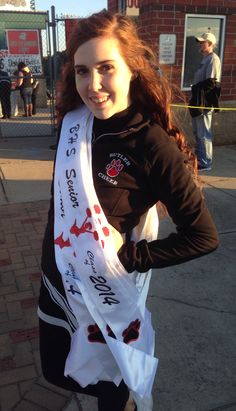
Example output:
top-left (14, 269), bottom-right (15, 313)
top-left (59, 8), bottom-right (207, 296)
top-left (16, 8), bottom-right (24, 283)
top-left (189, 32), bottom-right (221, 171)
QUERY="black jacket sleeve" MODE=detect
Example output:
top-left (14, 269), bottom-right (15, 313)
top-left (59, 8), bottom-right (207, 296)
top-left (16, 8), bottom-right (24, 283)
top-left (118, 139), bottom-right (219, 273)
top-left (189, 78), bottom-right (221, 117)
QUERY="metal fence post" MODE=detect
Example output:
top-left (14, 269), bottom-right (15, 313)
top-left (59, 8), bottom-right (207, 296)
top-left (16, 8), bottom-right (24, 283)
top-left (48, 6), bottom-right (57, 132)
top-left (50, 5), bottom-right (58, 84)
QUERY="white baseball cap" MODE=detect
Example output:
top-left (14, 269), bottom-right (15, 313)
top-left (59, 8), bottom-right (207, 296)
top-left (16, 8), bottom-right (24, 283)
top-left (195, 32), bottom-right (217, 45)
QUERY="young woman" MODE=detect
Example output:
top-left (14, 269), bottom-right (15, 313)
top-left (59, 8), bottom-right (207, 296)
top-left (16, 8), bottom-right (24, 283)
top-left (17, 62), bottom-right (33, 117)
top-left (38, 11), bottom-right (219, 411)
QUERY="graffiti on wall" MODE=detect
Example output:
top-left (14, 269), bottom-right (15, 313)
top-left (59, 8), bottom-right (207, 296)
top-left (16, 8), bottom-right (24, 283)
top-left (0, 49), bottom-right (42, 75)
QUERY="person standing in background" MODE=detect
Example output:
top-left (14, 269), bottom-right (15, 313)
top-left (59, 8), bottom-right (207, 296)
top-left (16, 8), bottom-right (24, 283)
top-left (0, 69), bottom-right (11, 119)
top-left (17, 62), bottom-right (33, 117)
top-left (189, 32), bottom-right (221, 172)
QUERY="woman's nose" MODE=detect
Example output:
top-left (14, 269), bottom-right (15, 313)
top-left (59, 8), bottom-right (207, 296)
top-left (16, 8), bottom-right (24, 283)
top-left (88, 71), bottom-right (102, 91)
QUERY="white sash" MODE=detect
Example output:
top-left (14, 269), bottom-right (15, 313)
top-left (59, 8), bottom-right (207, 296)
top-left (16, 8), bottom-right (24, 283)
top-left (54, 106), bottom-right (158, 404)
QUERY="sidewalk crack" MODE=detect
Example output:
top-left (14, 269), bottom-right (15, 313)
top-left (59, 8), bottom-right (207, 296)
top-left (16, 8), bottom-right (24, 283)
top-left (205, 183), bottom-right (236, 199)
top-left (158, 296), bottom-right (236, 316)
top-left (208, 401), bottom-right (236, 410)
top-left (0, 166), bottom-right (9, 203)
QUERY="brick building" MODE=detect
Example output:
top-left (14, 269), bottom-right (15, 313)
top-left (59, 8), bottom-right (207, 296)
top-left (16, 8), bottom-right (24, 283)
top-left (107, 0), bottom-right (236, 144)
top-left (107, 0), bottom-right (236, 103)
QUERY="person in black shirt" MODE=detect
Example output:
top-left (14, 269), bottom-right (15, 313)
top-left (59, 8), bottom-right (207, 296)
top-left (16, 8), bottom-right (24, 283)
top-left (0, 69), bottom-right (11, 119)
top-left (39, 11), bottom-right (219, 411)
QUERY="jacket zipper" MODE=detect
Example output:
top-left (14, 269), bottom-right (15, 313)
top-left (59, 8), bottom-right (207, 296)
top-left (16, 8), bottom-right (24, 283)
top-left (92, 127), bottom-right (139, 147)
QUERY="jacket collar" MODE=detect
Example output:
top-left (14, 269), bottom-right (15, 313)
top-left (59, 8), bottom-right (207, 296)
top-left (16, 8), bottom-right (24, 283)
top-left (93, 106), bottom-right (150, 140)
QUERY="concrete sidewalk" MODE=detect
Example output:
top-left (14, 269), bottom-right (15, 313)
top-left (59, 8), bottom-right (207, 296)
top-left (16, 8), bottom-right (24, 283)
top-left (0, 137), bottom-right (236, 411)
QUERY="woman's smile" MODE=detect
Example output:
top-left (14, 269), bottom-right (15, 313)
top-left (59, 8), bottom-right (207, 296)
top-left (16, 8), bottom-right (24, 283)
top-left (89, 95), bottom-right (110, 104)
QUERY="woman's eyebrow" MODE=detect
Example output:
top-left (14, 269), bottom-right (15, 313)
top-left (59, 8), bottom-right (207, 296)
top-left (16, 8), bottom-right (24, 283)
top-left (96, 60), bottom-right (116, 64)
top-left (74, 60), bottom-right (116, 68)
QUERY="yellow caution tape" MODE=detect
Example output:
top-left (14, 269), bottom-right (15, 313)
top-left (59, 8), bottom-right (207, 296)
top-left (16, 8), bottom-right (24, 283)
top-left (171, 104), bottom-right (236, 111)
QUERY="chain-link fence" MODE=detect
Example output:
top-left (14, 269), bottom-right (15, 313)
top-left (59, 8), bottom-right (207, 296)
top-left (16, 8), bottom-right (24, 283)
top-left (0, 7), bottom-right (69, 138)
top-left (0, 7), bottom-right (80, 139)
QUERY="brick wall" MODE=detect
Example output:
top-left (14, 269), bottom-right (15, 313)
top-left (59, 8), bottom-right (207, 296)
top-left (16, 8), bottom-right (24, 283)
top-left (107, 0), bottom-right (236, 102)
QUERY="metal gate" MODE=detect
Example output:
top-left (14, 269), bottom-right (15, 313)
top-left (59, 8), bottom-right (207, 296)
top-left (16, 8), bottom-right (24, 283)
top-left (0, 6), bottom-right (70, 139)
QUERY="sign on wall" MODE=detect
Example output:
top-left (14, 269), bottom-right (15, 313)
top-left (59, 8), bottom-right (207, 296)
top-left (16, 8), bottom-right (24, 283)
top-left (6, 30), bottom-right (40, 55)
top-left (65, 19), bottom-right (78, 46)
top-left (0, 0), bottom-right (34, 11)
top-left (159, 34), bottom-right (176, 65)
top-left (3, 30), bottom-right (42, 74)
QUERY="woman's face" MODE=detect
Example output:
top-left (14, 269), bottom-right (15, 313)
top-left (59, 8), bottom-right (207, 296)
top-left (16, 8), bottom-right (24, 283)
top-left (74, 36), bottom-right (133, 119)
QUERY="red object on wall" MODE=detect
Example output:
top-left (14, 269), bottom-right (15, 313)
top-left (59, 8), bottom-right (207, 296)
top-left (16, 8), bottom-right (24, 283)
top-left (65, 19), bottom-right (78, 46)
top-left (6, 30), bottom-right (40, 55)
top-left (127, 0), bottom-right (139, 7)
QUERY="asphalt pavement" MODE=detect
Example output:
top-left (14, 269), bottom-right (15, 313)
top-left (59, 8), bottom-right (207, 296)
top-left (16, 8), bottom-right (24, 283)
top-left (0, 136), bottom-right (236, 411)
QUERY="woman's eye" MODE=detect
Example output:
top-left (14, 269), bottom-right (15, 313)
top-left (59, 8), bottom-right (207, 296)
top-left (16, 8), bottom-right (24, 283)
top-left (99, 64), bottom-right (114, 73)
top-left (75, 67), bottom-right (88, 76)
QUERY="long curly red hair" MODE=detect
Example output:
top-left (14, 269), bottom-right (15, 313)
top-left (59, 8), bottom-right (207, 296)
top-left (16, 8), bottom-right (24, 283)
top-left (56, 10), bottom-right (197, 174)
